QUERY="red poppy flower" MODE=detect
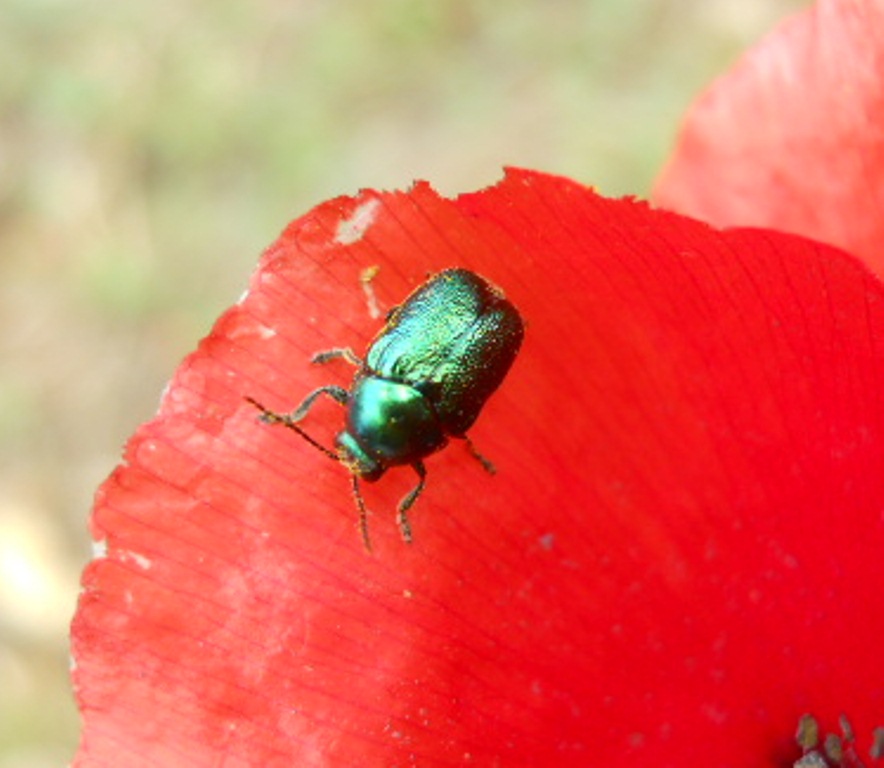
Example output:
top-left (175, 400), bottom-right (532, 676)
top-left (72, 5), bottom-right (884, 768)
top-left (655, 0), bottom-right (884, 279)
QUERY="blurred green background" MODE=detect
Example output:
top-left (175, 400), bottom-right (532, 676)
top-left (1, 0), bottom-right (805, 764)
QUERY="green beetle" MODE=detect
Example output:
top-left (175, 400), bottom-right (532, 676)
top-left (248, 268), bottom-right (525, 549)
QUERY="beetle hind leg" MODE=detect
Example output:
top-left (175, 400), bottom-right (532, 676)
top-left (396, 461), bottom-right (427, 544)
top-left (463, 437), bottom-right (497, 475)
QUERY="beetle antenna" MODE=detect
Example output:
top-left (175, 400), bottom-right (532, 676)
top-left (244, 397), bottom-right (339, 462)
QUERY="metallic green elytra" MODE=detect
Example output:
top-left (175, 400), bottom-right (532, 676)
top-left (247, 268), bottom-right (525, 550)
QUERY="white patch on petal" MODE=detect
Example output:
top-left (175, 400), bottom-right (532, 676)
top-left (91, 538), bottom-right (108, 560)
top-left (335, 198), bottom-right (381, 244)
top-left (119, 550), bottom-right (152, 570)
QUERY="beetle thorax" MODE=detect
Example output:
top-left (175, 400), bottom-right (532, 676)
top-left (335, 375), bottom-right (447, 477)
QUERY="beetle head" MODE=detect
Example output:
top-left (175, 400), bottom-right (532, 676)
top-left (335, 431), bottom-right (386, 482)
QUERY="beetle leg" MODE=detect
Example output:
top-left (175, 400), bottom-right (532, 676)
top-left (463, 436), bottom-right (497, 475)
top-left (350, 474), bottom-right (373, 552)
top-left (311, 347), bottom-right (363, 367)
top-left (290, 385), bottom-right (349, 421)
top-left (244, 395), bottom-right (341, 462)
top-left (396, 461), bottom-right (426, 544)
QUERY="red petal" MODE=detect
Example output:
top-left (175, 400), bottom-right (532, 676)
top-left (654, 0), bottom-right (884, 278)
top-left (72, 169), bottom-right (884, 766)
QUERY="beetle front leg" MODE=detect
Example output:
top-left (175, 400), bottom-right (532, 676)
top-left (396, 461), bottom-right (427, 544)
top-left (244, 392), bottom-right (344, 462)
top-left (286, 384), bottom-right (349, 421)
top-left (350, 474), bottom-right (373, 553)
top-left (312, 347), bottom-right (362, 367)
top-left (245, 385), bottom-right (349, 424)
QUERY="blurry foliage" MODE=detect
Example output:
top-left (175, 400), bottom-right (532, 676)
top-left (0, 0), bottom-right (806, 763)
